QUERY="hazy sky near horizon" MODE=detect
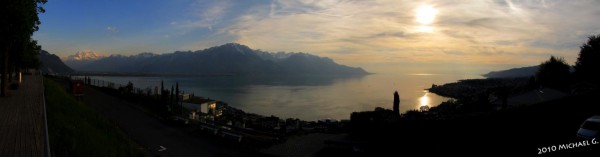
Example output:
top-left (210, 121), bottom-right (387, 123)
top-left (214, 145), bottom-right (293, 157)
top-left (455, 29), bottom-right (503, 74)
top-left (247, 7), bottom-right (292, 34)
top-left (34, 0), bottom-right (600, 74)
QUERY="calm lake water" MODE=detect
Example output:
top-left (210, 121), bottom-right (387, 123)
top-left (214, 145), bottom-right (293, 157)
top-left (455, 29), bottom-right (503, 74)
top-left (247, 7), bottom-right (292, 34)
top-left (85, 73), bottom-right (482, 121)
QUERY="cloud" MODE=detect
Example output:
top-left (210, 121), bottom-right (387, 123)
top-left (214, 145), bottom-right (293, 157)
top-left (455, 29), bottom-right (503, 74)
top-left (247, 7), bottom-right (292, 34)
top-left (34, 0), bottom-right (600, 73)
top-left (106, 26), bottom-right (118, 33)
top-left (209, 0), bottom-right (600, 67)
top-left (223, 1), bottom-right (417, 52)
top-left (443, 51), bottom-right (466, 56)
top-left (179, 0), bottom-right (231, 31)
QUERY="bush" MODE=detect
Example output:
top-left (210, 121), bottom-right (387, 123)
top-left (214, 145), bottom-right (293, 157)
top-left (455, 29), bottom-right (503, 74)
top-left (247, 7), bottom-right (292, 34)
top-left (575, 35), bottom-right (600, 83)
top-left (535, 56), bottom-right (570, 90)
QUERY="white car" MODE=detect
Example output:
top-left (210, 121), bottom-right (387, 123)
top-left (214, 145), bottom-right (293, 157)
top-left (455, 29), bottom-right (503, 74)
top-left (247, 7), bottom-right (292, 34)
top-left (577, 115), bottom-right (600, 139)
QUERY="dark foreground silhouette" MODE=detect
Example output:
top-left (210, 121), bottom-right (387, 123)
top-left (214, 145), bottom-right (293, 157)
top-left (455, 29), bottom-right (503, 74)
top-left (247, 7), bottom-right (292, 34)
top-left (331, 88), bottom-right (600, 156)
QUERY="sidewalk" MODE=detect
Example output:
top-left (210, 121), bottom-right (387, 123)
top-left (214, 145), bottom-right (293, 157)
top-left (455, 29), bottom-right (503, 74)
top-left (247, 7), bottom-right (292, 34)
top-left (0, 74), bottom-right (47, 156)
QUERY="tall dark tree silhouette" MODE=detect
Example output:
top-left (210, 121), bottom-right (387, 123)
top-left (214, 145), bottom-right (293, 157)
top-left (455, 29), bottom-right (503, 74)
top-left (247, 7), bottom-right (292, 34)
top-left (176, 82), bottom-right (179, 103)
top-left (176, 82), bottom-right (180, 115)
top-left (160, 80), bottom-right (164, 101)
top-left (13, 39), bottom-right (41, 75)
top-left (171, 85), bottom-right (174, 105)
top-left (574, 35), bottom-right (600, 83)
top-left (536, 56), bottom-right (570, 90)
top-left (393, 91), bottom-right (400, 116)
top-left (1, 0), bottom-right (47, 96)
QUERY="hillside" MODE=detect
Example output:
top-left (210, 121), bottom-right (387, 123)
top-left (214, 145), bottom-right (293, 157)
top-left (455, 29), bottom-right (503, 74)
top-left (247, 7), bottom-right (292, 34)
top-left (483, 66), bottom-right (538, 78)
top-left (39, 50), bottom-right (74, 74)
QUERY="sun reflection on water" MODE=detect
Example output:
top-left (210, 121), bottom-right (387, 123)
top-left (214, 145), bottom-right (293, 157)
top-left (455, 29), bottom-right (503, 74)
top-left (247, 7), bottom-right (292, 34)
top-left (418, 91), bottom-right (432, 111)
top-left (419, 91), bottom-right (430, 106)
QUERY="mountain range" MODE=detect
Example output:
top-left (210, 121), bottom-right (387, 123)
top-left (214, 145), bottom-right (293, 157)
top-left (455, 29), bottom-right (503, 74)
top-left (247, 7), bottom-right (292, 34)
top-left (63, 43), bottom-right (369, 76)
top-left (63, 51), bottom-right (105, 71)
top-left (482, 66), bottom-right (539, 78)
top-left (64, 51), bottom-right (106, 61)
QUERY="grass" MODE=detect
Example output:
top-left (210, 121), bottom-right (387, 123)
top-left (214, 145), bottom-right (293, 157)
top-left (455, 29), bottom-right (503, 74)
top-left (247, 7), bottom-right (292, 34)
top-left (44, 78), bottom-right (148, 157)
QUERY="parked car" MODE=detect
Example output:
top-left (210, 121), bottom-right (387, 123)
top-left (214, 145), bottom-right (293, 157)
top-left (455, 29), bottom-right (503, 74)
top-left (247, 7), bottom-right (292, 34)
top-left (577, 115), bottom-right (600, 139)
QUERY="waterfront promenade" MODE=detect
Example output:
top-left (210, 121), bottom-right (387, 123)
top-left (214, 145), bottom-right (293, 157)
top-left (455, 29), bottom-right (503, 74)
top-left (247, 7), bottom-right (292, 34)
top-left (0, 74), bottom-right (47, 156)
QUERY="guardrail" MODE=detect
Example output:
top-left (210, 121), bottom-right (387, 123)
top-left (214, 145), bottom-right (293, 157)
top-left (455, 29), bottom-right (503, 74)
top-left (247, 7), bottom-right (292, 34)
top-left (41, 71), bottom-right (51, 157)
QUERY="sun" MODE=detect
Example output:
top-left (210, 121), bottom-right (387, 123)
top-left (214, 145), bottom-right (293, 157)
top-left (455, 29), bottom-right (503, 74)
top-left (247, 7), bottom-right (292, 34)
top-left (416, 5), bottom-right (437, 25)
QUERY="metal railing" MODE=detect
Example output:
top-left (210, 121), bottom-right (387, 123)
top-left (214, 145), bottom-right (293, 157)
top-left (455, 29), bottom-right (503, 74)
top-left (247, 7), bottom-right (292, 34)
top-left (41, 71), bottom-right (51, 157)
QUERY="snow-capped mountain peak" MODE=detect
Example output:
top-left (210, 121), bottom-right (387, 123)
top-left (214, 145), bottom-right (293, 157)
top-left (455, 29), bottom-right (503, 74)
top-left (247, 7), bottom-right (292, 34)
top-left (64, 51), bottom-right (106, 61)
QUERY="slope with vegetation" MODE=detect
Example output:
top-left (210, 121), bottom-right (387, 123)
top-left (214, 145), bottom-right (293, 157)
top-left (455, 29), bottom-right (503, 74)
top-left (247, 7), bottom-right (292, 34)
top-left (39, 50), bottom-right (74, 74)
top-left (44, 78), bottom-right (147, 157)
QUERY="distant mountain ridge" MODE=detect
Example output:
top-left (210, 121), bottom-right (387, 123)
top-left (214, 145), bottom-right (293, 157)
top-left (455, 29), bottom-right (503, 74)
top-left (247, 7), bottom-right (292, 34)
top-left (483, 66), bottom-right (539, 78)
top-left (65, 43), bottom-right (369, 76)
top-left (39, 50), bottom-right (74, 74)
top-left (64, 51), bottom-right (105, 61)
top-left (63, 51), bottom-right (106, 71)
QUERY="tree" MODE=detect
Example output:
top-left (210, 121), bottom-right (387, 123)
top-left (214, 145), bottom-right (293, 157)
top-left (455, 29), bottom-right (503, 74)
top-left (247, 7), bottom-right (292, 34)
top-left (536, 56), bottom-right (571, 90)
top-left (160, 80), bottom-right (164, 100)
top-left (1, 0), bottom-right (47, 96)
top-left (13, 39), bottom-right (41, 73)
top-left (171, 85), bottom-right (174, 105)
top-left (574, 35), bottom-right (600, 83)
top-left (176, 82), bottom-right (180, 115)
top-left (176, 82), bottom-right (179, 103)
top-left (393, 91), bottom-right (400, 116)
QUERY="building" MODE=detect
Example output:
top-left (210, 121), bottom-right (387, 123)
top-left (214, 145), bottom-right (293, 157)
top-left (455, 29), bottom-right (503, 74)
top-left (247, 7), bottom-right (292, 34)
top-left (182, 102), bottom-right (202, 113)
top-left (207, 101), bottom-right (227, 118)
top-left (179, 93), bottom-right (190, 101)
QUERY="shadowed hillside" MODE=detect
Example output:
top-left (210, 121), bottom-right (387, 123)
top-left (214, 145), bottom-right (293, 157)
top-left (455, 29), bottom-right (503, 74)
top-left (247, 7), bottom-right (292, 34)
top-left (483, 66), bottom-right (539, 78)
top-left (39, 50), bottom-right (74, 75)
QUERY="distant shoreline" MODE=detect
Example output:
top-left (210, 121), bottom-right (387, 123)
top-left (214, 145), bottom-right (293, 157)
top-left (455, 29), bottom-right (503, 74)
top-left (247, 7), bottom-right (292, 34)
top-left (70, 71), bottom-right (371, 78)
top-left (71, 72), bottom-right (234, 77)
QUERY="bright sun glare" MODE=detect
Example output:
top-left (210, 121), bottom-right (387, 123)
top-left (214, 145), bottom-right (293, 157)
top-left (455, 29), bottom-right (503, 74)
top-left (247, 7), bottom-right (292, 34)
top-left (419, 92), bottom-right (430, 106)
top-left (416, 5), bottom-right (437, 25)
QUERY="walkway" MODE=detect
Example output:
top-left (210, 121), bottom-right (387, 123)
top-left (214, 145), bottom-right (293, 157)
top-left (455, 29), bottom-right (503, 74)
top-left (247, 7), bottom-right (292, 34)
top-left (0, 74), bottom-right (47, 156)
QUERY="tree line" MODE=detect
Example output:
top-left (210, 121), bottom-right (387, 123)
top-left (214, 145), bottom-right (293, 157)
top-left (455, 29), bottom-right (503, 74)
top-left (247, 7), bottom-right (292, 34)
top-left (1, 0), bottom-right (47, 96)
top-left (535, 35), bottom-right (600, 90)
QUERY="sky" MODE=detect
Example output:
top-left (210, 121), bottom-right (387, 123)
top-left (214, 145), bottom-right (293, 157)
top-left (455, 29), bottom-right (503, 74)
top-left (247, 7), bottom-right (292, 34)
top-left (33, 0), bottom-right (600, 74)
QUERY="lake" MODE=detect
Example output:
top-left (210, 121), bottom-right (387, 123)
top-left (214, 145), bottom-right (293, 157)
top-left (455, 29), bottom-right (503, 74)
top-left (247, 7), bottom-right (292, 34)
top-left (84, 73), bottom-right (482, 121)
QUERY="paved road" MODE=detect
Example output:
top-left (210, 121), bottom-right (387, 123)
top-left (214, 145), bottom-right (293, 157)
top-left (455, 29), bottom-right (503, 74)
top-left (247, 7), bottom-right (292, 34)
top-left (0, 75), bottom-right (46, 157)
top-left (54, 78), bottom-right (262, 157)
